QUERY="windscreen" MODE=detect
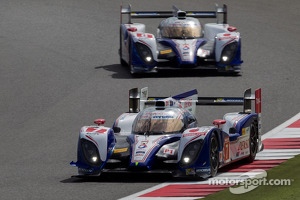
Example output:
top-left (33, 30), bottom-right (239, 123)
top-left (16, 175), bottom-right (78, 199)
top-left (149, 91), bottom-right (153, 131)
top-left (132, 108), bottom-right (184, 134)
top-left (159, 17), bottom-right (202, 39)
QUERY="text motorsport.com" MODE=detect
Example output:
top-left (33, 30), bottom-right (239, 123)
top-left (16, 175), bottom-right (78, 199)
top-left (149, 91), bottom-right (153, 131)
top-left (208, 169), bottom-right (293, 194)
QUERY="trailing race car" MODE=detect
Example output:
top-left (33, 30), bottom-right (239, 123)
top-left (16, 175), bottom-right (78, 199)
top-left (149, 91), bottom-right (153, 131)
top-left (119, 4), bottom-right (243, 75)
top-left (70, 87), bottom-right (263, 179)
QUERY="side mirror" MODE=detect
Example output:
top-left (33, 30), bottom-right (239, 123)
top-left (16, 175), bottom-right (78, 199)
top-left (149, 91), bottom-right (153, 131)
top-left (213, 119), bottom-right (226, 128)
top-left (229, 127), bottom-right (237, 134)
top-left (187, 115), bottom-right (196, 124)
top-left (113, 126), bottom-right (121, 133)
top-left (94, 119), bottom-right (105, 126)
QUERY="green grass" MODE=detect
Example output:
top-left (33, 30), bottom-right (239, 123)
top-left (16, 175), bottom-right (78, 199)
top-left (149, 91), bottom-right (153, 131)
top-left (203, 154), bottom-right (300, 200)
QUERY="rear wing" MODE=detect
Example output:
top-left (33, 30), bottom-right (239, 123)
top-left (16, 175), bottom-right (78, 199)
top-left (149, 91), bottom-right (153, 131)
top-left (120, 4), bottom-right (228, 24)
top-left (128, 87), bottom-right (261, 115)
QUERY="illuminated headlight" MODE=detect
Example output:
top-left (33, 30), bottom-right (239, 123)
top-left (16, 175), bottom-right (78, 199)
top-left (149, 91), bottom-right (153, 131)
top-left (92, 156), bottom-right (98, 162)
top-left (183, 157), bottom-right (190, 163)
top-left (220, 42), bottom-right (238, 64)
top-left (180, 140), bottom-right (203, 166)
top-left (81, 139), bottom-right (101, 166)
top-left (135, 42), bottom-right (154, 64)
top-left (145, 56), bottom-right (152, 62)
top-left (222, 56), bottom-right (229, 62)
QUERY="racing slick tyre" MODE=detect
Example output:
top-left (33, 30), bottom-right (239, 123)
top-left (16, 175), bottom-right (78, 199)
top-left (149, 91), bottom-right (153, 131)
top-left (127, 42), bottom-right (138, 76)
top-left (129, 63), bottom-right (141, 77)
top-left (209, 133), bottom-right (219, 177)
top-left (120, 57), bottom-right (127, 66)
top-left (246, 122), bottom-right (259, 163)
top-left (119, 27), bottom-right (126, 66)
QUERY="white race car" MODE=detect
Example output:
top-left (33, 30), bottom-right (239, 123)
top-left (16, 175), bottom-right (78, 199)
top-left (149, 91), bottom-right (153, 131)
top-left (71, 87), bottom-right (263, 179)
top-left (119, 4), bottom-right (243, 75)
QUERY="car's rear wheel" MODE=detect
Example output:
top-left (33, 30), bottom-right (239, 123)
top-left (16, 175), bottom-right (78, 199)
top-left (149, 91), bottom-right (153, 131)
top-left (210, 133), bottom-right (219, 177)
top-left (246, 123), bottom-right (258, 162)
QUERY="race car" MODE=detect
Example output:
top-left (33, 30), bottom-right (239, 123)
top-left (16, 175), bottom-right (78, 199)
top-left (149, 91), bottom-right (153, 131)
top-left (119, 4), bottom-right (243, 75)
top-left (70, 87), bottom-right (263, 179)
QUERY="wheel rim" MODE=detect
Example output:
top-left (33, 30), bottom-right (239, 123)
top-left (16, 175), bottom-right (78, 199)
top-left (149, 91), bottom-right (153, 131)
top-left (210, 137), bottom-right (218, 170)
top-left (250, 126), bottom-right (258, 154)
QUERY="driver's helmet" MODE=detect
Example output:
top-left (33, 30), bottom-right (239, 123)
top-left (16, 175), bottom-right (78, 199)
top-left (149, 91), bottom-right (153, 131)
top-left (132, 107), bottom-right (184, 134)
top-left (158, 17), bottom-right (202, 39)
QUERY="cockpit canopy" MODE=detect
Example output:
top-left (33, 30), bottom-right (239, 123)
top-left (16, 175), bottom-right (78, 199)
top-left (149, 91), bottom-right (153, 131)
top-left (132, 107), bottom-right (184, 135)
top-left (158, 17), bottom-right (202, 39)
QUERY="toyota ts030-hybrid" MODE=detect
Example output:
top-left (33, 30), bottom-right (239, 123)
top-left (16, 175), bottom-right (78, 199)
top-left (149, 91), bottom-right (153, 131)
top-left (119, 4), bottom-right (243, 75)
top-left (70, 87), bottom-right (263, 179)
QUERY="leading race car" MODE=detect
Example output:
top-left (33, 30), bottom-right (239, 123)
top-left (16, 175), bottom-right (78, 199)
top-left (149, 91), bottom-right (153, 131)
top-left (70, 87), bottom-right (263, 179)
top-left (119, 4), bottom-right (243, 75)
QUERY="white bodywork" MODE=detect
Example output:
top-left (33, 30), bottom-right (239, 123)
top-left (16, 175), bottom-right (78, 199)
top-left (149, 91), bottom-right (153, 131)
top-left (114, 113), bottom-right (138, 135)
top-left (122, 22), bottom-right (240, 64)
top-left (121, 23), bottom-right (158, 64)
top-left (79, 126), bottom-right (112, 161)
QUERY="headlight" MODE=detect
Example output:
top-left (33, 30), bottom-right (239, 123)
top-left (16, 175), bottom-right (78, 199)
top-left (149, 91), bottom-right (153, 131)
top-left (135, 42), bottom-right (154, 64)
top-left (220, 42), bottom-right (238, 64)
top-left (180, 139), bottom-right (203, 167)
top-left (81, 139), bottom-right (101, 166)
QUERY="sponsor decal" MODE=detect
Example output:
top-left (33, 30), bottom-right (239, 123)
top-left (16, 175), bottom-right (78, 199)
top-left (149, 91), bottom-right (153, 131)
top-left (242, 127), bottom-right (250, 135)
top-left (183, 131), bottom-right (206, 137)
top-left (164, 100), bottom-right (174, 107)
top-left (214, 98), bottom-right (243, 103)
top-left (136, 33), bottom-right (153, 39)
top-left (160, 49), bottom-right (172, 54)
top-left (86, 127), bottom-right (107, 134)
top-left (146, 34), bottom-right (153, 38)
top-left (238, 139), bottom-right (249, 151)
top-left (218, 35), bottom-right (238, 40)
top-left (152, 115), bottom-right (174, 119)
top-left (132, 136), bottom-right (165, 163)
top-left (183, 100), bottom-right (192, 108)
top-left (224, 140), bottom-right (230, 161)
top-left (135, 152), bottom-right (145, 156)
top-left (196, 168), bottom-right (211, 173)
top-left (138, 141), bottom-right (148, 149)
top-left (163, 148), bottom-right (175, 155)
top-left (186, 168), bottom-right (196, 175)
top-left (113, 148), bottom-right (128, 153)
top-left (79, 168), bottom-right (93, 173)
top-left (183, 45), bottom-right (190, 50)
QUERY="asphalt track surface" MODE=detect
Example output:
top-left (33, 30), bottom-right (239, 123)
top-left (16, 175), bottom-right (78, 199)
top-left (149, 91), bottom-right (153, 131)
top-left (0, 0), bottom-right (299, 200)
